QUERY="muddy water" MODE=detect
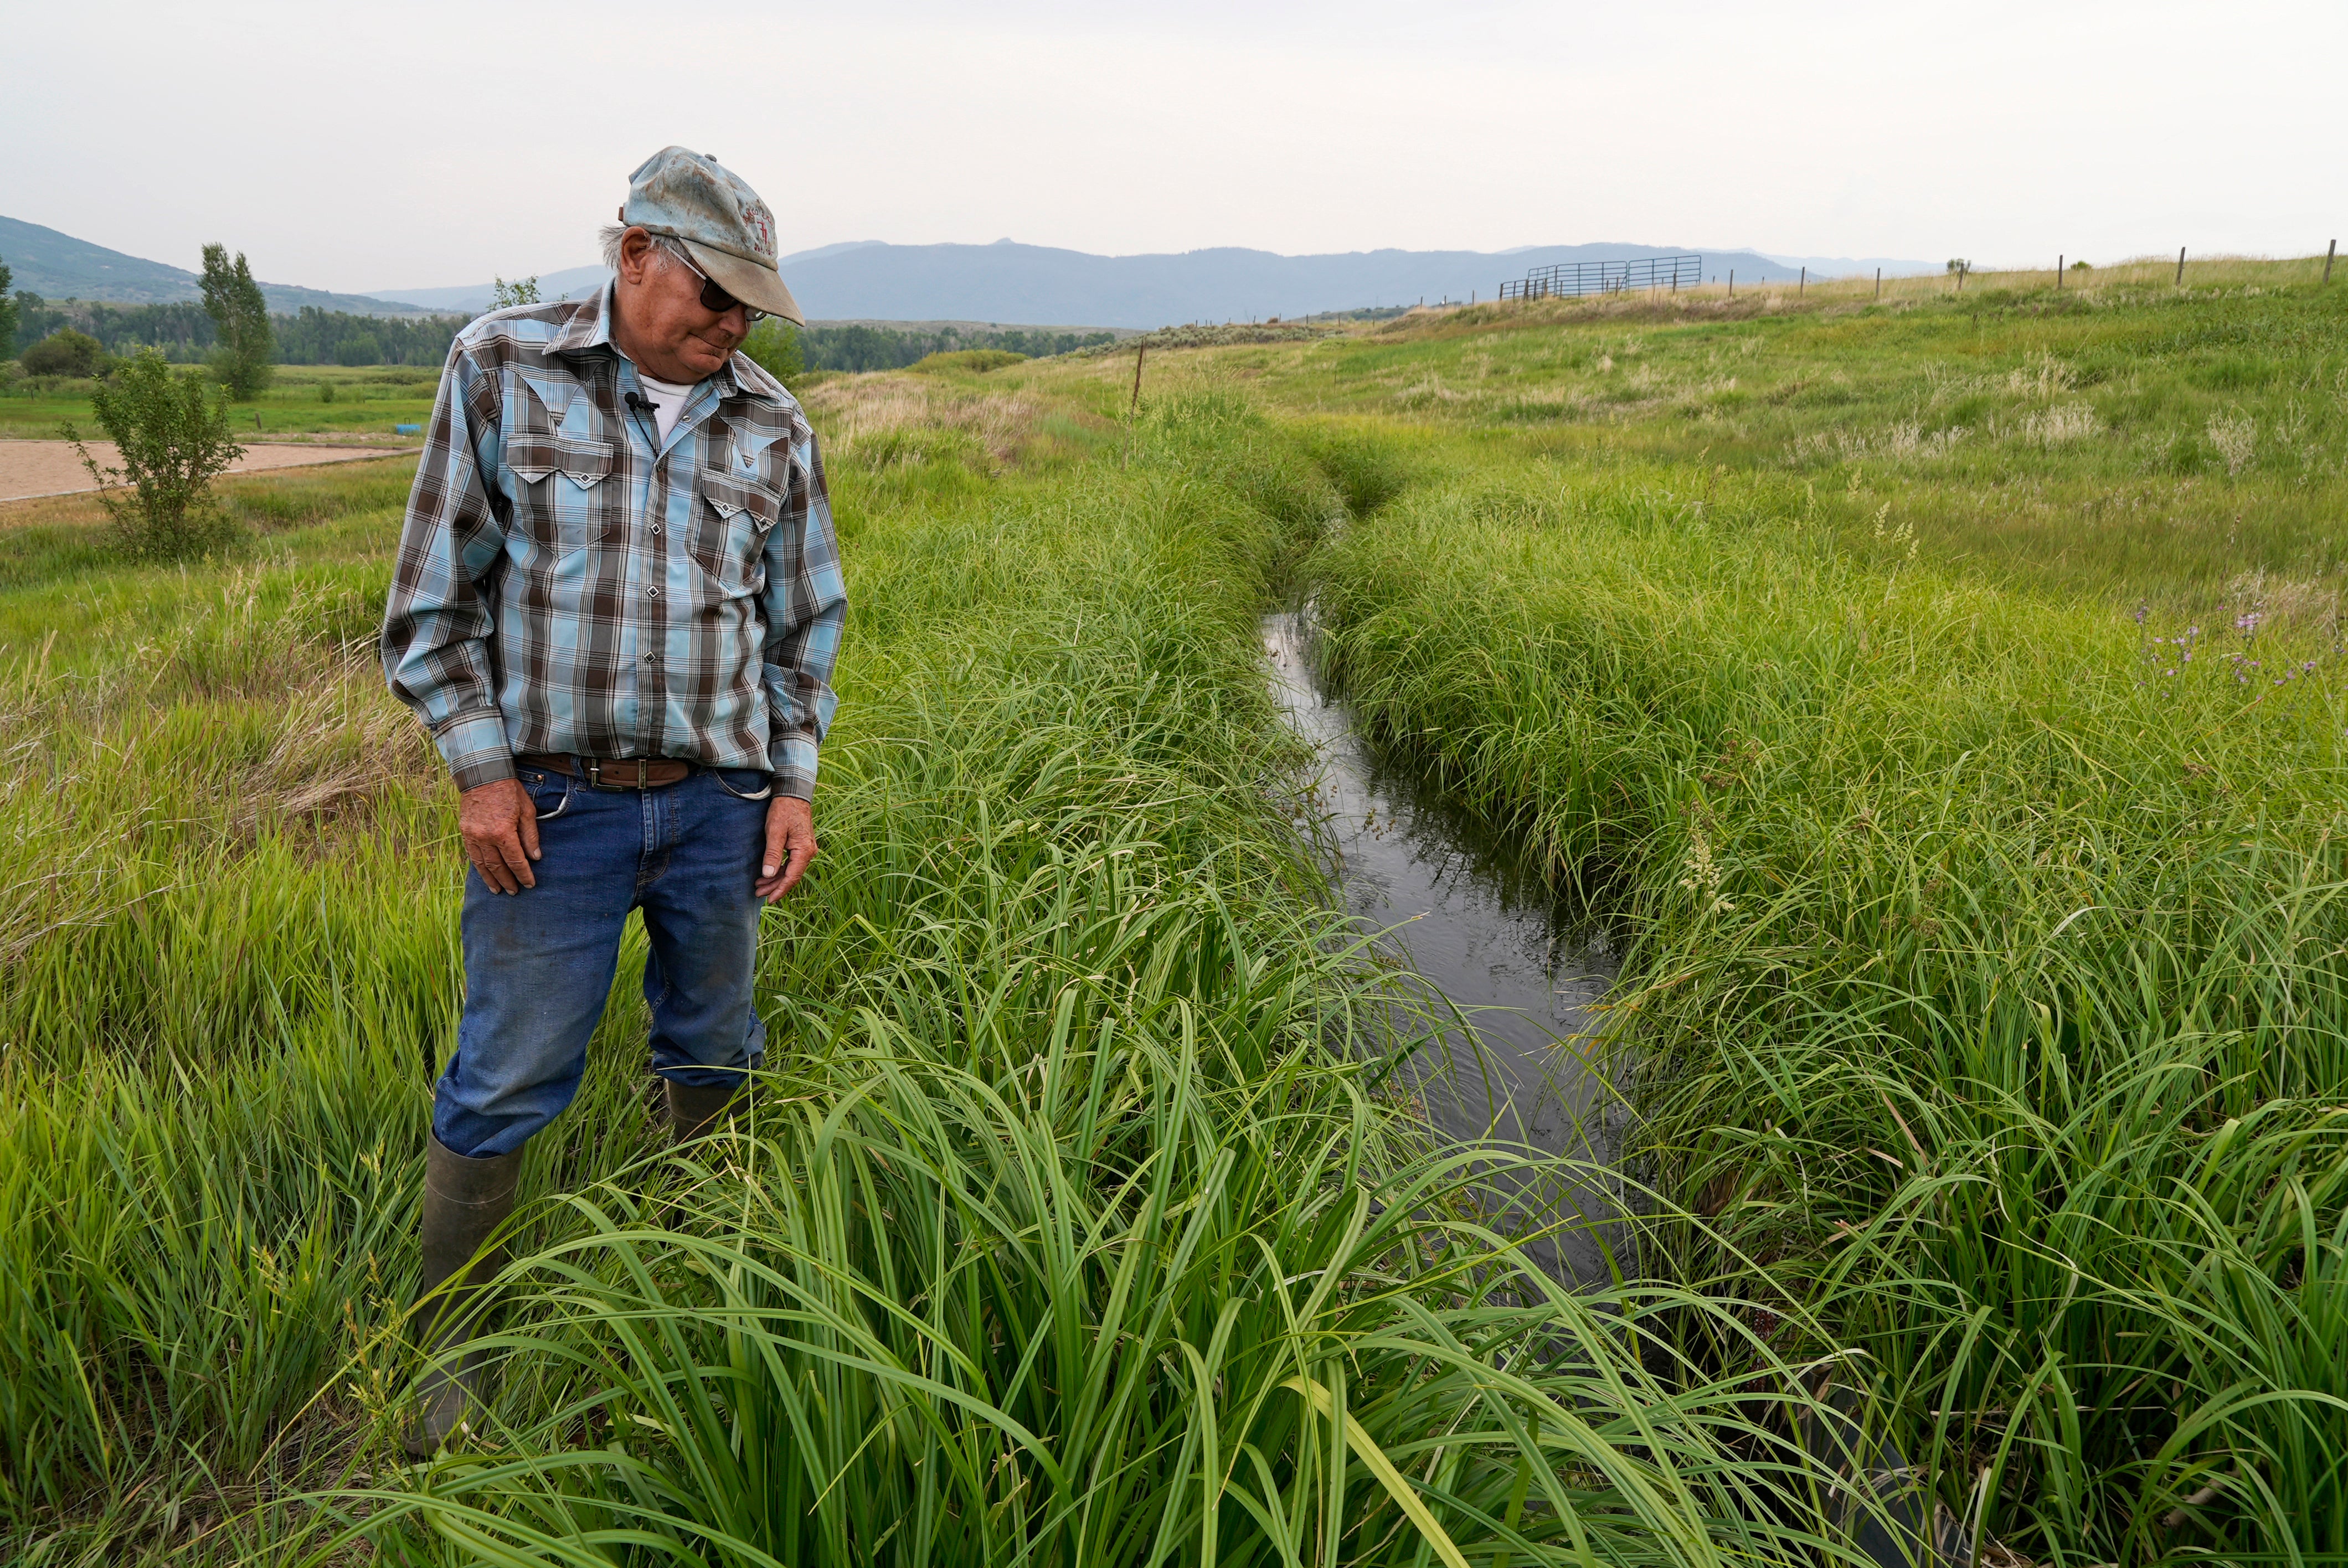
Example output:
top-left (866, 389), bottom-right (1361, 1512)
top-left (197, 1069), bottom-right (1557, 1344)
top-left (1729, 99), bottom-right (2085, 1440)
top-left (1263, 611), bottom-right (1631, 1284)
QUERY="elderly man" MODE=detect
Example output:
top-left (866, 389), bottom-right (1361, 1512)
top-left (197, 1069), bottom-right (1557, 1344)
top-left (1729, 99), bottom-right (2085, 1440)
top-left (380, 147), bottom-right (845, 1453)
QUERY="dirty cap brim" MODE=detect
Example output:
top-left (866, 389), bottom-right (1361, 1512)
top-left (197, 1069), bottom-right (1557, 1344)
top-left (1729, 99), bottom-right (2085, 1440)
top-left (681, 236), bottom-right (805, 327)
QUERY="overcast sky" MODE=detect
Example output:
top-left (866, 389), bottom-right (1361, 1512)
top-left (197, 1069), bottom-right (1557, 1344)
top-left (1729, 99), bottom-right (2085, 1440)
top-left (6, 0), bottom-right (2338, 293)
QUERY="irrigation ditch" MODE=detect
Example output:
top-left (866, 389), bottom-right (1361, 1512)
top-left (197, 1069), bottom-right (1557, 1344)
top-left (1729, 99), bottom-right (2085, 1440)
top-left (1265, 606), bottom-right (1971, 1568)
top-left (1264, 607), bottom-right (1630, 1283)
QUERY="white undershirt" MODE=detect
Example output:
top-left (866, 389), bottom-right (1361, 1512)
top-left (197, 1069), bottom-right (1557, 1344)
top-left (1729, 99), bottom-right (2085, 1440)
top-left (635, 369), bottom-right (700, 446)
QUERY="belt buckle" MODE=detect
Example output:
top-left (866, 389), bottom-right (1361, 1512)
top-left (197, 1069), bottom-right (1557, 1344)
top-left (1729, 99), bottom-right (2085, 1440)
top-left (584, 756), bottom-right (653, 790)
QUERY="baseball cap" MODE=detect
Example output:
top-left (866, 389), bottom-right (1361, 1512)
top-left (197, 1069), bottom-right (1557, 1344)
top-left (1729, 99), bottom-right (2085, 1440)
top-left (619, 146), bottom-right (805, 326)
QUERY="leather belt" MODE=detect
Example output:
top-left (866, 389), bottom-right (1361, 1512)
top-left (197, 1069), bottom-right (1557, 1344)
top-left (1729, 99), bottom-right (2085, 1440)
top-left (518, 753), bottom-right (694, 790)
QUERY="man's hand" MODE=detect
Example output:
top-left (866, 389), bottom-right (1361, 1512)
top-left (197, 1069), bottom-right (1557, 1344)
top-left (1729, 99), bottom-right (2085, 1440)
top-left (756, 796), bottom-right (818, 903)
top-left (459, 777), bottom-right (540, 894)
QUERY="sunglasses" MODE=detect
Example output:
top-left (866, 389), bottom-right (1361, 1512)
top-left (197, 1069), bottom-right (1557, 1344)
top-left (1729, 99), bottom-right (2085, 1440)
top-left (674, 250), bottom-right (768, 325)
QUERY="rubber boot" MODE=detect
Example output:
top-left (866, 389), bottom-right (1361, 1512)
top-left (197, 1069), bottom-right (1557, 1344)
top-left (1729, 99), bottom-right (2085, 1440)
top-left (662, 1078), bottom-right (745, 1231)
top-left (403, 1133), bottom-right (523, 1459)
top-left (666, 1076), bottom-right (746, 1144)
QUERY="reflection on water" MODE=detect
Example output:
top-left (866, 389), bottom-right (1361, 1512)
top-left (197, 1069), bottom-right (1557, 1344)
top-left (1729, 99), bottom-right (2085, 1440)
top-left (1268, 615), bottom-right (1959, 1564)
top-left (1264, 610), bottom-right (1631, 1284)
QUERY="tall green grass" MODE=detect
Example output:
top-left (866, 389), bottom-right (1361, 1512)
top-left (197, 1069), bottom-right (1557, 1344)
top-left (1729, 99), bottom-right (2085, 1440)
top-left (310, 685), bottom-right (1845, 1567)
top-left (1, 393), bottom-right (1881, 1563)
top-left (1310, 447), bottom-right (2348, 1561)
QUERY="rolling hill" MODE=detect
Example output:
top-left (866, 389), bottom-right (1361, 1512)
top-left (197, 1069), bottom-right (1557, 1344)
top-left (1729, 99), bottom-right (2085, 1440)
top-left (0, 215), bottom-right (436, 315)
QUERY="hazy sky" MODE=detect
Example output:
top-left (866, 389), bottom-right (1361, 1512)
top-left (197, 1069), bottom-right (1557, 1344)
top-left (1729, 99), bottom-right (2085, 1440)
top-left (6, 0), bottom-right (2339, 292)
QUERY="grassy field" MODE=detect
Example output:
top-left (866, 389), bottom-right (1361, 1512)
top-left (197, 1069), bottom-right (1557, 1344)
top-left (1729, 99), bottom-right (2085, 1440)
top-left (1089, 253), bottom-right (2347, 610)
top-left (5, 259), bottom-right (2344, 1564)
top-left (0, 363), bottom-right (440, 440)
top-left (1034, 257), bottom-right (2342, 1562)
top-left (1, 374), bottom-right (1883, 1563)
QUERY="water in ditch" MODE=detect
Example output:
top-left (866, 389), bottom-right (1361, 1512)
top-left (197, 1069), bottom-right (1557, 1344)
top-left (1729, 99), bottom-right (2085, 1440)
top-left (1265, 611), bottom-right (1964, 1564)
top-left (1263, 611), bottom-right (1632, 1285)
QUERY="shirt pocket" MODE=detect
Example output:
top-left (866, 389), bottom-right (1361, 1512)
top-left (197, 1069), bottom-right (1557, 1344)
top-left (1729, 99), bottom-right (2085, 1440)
top-left (693, 470), bottom-right (782, 592)
top-left (507, 434), bottom-right (617, 555)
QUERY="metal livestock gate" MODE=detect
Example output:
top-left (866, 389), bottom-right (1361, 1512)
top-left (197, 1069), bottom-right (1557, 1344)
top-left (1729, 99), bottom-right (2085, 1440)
top-left (1499, 255), bottom-right (1703, 301)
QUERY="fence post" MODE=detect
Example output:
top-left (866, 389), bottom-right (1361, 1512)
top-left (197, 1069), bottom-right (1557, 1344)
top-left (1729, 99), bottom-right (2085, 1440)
top-left (2326, 240), bottom-right (2337, 285)
top-left (2058, 255), bottom-right (2063, 289)
top-left (1800, 266), bottom-right (1806, 296)
top-left (1728, 269), bottom-right (1734, 298)
top-left (2176, 247), bottom-right (2186, 286)
top-left (1875, 267), bottom-right (1882, 299)
top-left (1129, 344), bottom-right (1146, 418)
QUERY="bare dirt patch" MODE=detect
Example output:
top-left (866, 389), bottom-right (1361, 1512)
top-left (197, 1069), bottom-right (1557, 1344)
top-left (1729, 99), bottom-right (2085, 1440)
top-left (0, 440), bottom-right (414, 503)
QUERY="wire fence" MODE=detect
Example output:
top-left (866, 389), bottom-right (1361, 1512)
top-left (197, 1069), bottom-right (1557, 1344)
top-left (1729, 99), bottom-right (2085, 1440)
top-left (1499, 255), bottom-right (1703, 301)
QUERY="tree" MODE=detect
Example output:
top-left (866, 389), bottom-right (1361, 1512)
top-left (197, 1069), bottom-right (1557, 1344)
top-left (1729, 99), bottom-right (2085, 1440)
top-left (200, 243), bottom-right (274, 399)
top-left (22, 328), bottom-right (104, 378)
top-left (490, 276), bottom-right (541, 310)
top-left (0, 256), bottom-right (15, 362)
top-left (738, 318), bottom-right (804, 387)
top-left (64, 349), bottom-right (244, 559)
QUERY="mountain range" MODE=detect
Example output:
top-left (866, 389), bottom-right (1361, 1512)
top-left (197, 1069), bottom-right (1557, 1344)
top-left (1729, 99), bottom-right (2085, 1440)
top-left (5, 213), bottom-right (1938, 331)
top-left (380, 241), bottom-right (1887, 328)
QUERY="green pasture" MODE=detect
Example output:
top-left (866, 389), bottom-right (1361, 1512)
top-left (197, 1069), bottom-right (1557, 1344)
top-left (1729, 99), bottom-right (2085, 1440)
top-left (1, 363), bottom-right (439, 440)
top-left (1066, 254), bottom-right (2348, 608)
top-left (6, 258), bottom-right (2345, 1564)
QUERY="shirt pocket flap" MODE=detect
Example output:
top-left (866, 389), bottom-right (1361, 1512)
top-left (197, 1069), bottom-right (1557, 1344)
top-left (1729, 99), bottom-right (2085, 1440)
top-left (702, 471), bottom-right (783, 531)
top-left (508, 434), bottom-right (615, 488)
top-left (729, 425), bottom-right (789, 476)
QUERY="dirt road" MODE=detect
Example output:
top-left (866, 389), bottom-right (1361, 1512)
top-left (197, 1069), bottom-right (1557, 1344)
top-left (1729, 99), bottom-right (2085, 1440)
top-left (0, 440), bottom-right (412, 503)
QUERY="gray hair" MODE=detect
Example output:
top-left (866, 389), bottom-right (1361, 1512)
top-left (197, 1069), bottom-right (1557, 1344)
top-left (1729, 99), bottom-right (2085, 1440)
top-left (598, 223), bottom-right (693, 273)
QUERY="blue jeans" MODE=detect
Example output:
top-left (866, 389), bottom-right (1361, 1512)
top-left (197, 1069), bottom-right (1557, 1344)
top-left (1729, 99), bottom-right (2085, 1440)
top-left (431, 762), bottom-right (775, 1158)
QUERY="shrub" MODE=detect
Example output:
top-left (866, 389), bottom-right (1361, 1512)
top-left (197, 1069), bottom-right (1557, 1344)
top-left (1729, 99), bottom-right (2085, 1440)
top-left (909, 348), bottom-right (1028, 374)
top-left (63, 349), bottom-right (244, 559)
top-left (738, 317), bottom-right (804, 386)
top-left (20, 328), bottom-right (103, 378)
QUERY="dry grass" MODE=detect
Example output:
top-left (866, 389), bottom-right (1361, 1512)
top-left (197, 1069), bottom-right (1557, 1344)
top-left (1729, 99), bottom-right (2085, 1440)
top-left (0, 488), bottom-right (111, 533)
top-left (799, 372), bottom-right (1057, 465)
top-left (1388, 250), bottom-right (2347, 343)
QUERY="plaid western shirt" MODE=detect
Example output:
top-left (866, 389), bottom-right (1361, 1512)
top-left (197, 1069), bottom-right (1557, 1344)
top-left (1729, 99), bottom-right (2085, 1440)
top-left (381, 286), bottom-right (845, 800)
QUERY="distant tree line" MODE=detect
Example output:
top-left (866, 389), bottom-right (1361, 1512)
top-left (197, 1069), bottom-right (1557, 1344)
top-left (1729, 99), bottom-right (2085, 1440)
top-left (9, 294), bottom-right (467, 367)
top-left (797, 323), bottom-right (1116, 372)
top-left (11, 274), bottom-right (1115, 376)
top-left (271, 307), bottom-right (471, 367)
